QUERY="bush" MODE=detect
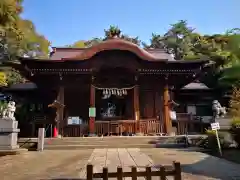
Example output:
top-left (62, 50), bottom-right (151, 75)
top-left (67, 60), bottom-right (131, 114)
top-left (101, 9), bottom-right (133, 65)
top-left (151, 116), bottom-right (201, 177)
top-left (230, 118), bottom-right (240, 148)
top-left (204, 130), bottom-right (232, 150)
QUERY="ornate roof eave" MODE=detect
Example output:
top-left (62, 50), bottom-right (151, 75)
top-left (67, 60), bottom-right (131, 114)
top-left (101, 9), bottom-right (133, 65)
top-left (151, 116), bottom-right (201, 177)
top-left (16, 56), bottom-right (210, 65)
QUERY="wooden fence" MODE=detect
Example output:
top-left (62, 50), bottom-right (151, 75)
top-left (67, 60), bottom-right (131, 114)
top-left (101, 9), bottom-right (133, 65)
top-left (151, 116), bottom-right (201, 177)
top-left (95, 119), bottom-right (163, 136)
top-left (62, 114), bottom-right (205, 137)
top-left (87, 162), bottom-right (182, 180)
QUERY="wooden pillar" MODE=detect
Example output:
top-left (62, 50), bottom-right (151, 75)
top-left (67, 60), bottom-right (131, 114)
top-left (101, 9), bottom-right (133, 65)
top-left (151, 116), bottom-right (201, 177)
top-left (56, 86), bottom-right (64, 137)
top-left (163, 84), bottom-right (172, 134)
top-left (89, 84), bottom-right (95, 135)
top-left (134, 85), bottom-right (140, 133)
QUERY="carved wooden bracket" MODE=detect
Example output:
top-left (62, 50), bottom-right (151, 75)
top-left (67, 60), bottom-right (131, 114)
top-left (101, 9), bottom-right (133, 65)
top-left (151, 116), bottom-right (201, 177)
top-left (48, 100), bottom-right (65, 109)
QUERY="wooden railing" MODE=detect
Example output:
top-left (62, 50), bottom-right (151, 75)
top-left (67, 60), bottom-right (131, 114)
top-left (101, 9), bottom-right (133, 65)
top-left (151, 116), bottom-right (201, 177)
top-left (176, 113), bottom-right (204, 134)
top-left (140, 119), bottom-right (164, 135)
top-left (95, 119), bottom-right (163, 136)
top-left (87, 162), bottom-right (182, 180)
top-left (63, 119), bottom-right (163, 137)
top-left (62, 113), bottom-right (204, 137)
top-left (63, 124), bottom-right (88, 137)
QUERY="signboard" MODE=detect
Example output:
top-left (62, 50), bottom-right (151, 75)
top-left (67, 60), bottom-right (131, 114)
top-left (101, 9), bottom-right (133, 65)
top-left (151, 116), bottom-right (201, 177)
top-left (211, 122), bottom-right (222, 156)
top-left (37, 128), bottom-right (45, 151)
top-left (89, 107), bottom-right (96, 117)
top-left (170, 110), bottom-right (177, 120)
top-left (187, 105), bottom-right (196, 115)
top-left (211, 122), bottom-right (220, 130)
top-left (67, 116), bottom-right (82, 125)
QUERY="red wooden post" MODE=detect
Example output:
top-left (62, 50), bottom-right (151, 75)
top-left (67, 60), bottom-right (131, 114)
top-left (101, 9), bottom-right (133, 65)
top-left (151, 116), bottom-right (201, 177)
top-left (53, 86), bottom-right (64, 138)
top-left (134, 85), bottom-right (140, 133)
top-left (163, 84), bottom-right (172, 134)
top-left (89, 84), bottom-right (95, 135)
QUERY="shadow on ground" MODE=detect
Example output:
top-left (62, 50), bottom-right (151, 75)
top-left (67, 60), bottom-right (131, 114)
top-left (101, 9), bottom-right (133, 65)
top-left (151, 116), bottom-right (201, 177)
top-left (179, 156), bottom-right (240, 180)
top-left (142, 148), bottom-right (240, 180)
top-left (45, 155), bottom-right (240, 180)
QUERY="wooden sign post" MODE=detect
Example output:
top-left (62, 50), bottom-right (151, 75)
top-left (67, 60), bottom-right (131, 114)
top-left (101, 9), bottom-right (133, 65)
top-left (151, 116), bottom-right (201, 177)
top-left (211, 122), bottom-right (222, 156)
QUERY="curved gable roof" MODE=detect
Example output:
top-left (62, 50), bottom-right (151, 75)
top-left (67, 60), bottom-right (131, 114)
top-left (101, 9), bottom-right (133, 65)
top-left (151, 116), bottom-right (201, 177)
top-left (59, 39), bottom-right (169, 61)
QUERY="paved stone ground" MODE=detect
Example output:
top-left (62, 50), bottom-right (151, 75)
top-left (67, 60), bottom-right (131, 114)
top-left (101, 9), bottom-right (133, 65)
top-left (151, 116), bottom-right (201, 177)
top-left (1, 148), bottom-right (240, 180)
top-left (142, 148), bottom-right (240, 180)
top-left (0, 150), bottom-right (92, 180)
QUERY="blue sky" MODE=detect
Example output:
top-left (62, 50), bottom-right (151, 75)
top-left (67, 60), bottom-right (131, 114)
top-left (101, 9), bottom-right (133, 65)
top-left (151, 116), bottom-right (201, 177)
top-left (21, 0), bottom-right (239, 47)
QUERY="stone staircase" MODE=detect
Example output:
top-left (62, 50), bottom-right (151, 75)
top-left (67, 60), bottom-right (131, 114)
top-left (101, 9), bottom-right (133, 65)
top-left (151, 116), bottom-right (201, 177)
top-left (44, 137), bottom-right (160, 150)
top-left (19, 135), bottom-right (205, 150)
top-left (43, 135), bottom-right (195, 150)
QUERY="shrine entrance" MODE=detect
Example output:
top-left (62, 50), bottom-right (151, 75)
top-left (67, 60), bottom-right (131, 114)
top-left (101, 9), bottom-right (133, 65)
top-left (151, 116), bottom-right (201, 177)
top-left (94, 67), bottom-right (136, 121)
top-left (95, 88), bottom-right (134, 121)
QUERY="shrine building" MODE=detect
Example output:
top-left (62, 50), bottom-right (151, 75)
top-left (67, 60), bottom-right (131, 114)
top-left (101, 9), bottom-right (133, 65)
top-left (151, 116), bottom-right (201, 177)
top-left (8, 38), bottom-right (211, 137)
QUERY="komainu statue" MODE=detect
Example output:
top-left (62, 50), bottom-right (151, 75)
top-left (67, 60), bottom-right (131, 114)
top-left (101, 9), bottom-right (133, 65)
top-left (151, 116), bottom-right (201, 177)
top-left (212, 100), bottom-right (226, 118)
top-left (2, 101), bottom-right (16, 120)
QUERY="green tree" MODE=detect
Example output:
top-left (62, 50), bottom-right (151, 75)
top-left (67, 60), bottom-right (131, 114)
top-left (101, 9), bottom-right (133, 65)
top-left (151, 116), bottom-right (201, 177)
top-left (229, 86), bottom-right (240, 117)
top-left (120, 34), bottom-right (141, 46)
top-left (67, 40), bottom-right (86, 48)
top-left (0, 0), bottom-right (23, 27)
top-left (143, 20), bottom-right (240, 90)
top-left (0, 0), bottom-right (50, 86)
top-left (85, 38), bottom-right (103, 47)
top-left (104, 25), bottom-right (121, 39)
top-left (142, 33), bottom-right (165, 49)
top-left (104, 25), bottom-right (141, 45)
top-left (18, 19), bottom-right (50, 58)
top-left (0, 71), bottom-right (7, 86)
top-left (68, 25), bottom-right (141, 47)
top-left (217, 29), bottom-right (240, 87)
top-left (144, 20), bottom-right (194, 59)
top-left (6, 69), bottom-right (24, 86)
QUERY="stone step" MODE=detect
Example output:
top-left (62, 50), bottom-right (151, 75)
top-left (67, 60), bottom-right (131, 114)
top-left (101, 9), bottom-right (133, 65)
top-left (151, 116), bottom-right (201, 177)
top-left (44, 143), bottom-right (155, 150)
top-left (46, 139), bottom-right (161, 144)
top-left (44, 142), bottom-right (187, 150)
top-left (19, 135), bottom-right (205, 150)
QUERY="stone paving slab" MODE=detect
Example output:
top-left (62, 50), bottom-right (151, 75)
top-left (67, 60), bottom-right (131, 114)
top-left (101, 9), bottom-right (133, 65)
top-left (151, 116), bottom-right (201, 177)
top-left (142, 148), bottom-right (240, 180)
top-left (0, 150), bottom-right (93, 180)
top-left (1, 148), bottom-right (240, 180)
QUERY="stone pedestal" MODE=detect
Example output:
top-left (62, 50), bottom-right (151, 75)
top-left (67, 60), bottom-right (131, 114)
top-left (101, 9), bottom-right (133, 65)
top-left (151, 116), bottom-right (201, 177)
top-left (0, 118), bottom-right (20, 150)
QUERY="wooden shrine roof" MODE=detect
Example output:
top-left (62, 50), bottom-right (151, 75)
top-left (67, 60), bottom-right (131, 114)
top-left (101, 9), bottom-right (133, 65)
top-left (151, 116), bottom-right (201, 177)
top-left (4, 39), bottom-right (212, 85)
top-left (11, 39), bottom-right (211, 66)
top-left (50, 39), bottom-right (175, 61)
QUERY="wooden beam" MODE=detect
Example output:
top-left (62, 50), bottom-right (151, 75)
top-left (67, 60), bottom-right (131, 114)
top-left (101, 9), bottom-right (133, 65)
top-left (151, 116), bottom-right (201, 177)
top-left (163, 84), bottom-right (172, 134)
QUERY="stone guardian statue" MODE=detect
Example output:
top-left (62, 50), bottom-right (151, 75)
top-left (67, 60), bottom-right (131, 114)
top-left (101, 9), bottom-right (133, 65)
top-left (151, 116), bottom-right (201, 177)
top-left (212, 100), bottom-right (226, 119)
top-left (2, 101), bottom-right (16, 120)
